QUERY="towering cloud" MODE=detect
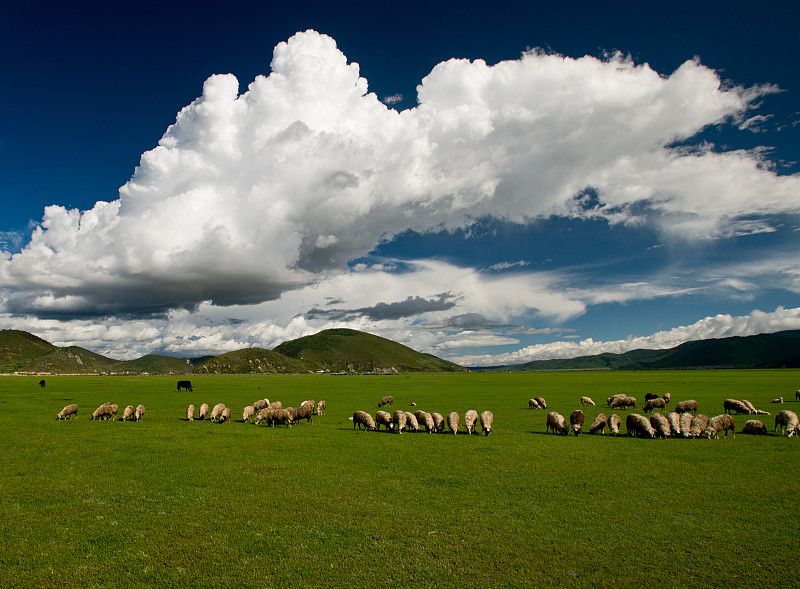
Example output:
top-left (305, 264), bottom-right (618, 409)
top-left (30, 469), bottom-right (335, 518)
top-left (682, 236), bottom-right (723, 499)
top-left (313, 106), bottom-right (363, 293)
top-left (1, 30), bottom-right (796, 319)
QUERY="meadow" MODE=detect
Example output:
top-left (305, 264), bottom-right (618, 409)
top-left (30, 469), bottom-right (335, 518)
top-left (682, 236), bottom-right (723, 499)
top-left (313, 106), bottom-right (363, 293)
top-left (1, 370), bottom-right (799, 588)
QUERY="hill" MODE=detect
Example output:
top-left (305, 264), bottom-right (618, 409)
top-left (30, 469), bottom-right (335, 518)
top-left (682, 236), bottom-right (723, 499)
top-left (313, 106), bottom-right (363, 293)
top-left (0, 330), bottom-right (58, 373)
top-left (194, 348), bottom-right (312, 374)
top-left (273, 328), bottom-right (468, 373)
top-left (478, 331), bottom-right (800, 371)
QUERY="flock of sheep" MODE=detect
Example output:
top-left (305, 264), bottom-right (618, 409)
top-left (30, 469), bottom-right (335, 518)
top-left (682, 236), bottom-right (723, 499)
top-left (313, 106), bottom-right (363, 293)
top-left (535, 392), bottom-right (800, 439)
top-left (56, 402), bottom-right (146, 421)
top-left (352, 395), bottom-right (494, 435)
top-left (185, 398), bottom-right (326, 427)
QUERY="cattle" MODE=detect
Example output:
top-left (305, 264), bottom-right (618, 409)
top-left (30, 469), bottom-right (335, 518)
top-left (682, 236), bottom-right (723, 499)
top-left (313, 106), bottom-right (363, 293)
top-left (39, 379), bottom-right (46, 388)
top-left (177, 380), bottom-right (193, 392)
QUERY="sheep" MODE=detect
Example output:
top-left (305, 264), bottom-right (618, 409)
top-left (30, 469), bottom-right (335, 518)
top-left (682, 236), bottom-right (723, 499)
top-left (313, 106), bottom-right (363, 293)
top-left (772, 397), bottom-right (784, 404)
top-left (643, 398), bottom-right (667, 414)
top-left (674, 400), bottom-right (698, 415)
top-left (705, 414), bottom-right (735, 439)
top-left (464, 410), bottom-right (479, 434)
top-left (108, 404), bottom-right (119, 420)
top-left (650, 413), bottom-right (671, 438)
top-left (666, 412), bottom-right (681, 436)
top-left (393, 410), bottom-right (407, 433)
top-left (545, 411), bottom-right (568, 435)
top-left (219, 407), bottom-right (231, 424)
top-left (689, 414), bottom-right (710, 438)
top-left (253, 407), bottom-right (270, 425)
top-left (680, 412), bottom-right (694, 438)
top-left (608, 414), bottom-right (621, 436)
top-left (134, 404), bottom-right (146, 422)
top-left (198, 403), bottom-right (209, 420)
top-left (375, 411), bottom-right (394, 431)
top-left (301, 399), bottom-right (316, 413)
top-left (210, 403), bottom-right (225, 422)
top-left (404, 412), bottom-right (420, 433)
top-left (257, 408), bottom-right (292, 427)
top-left (293, 401), bottom-right (314, 424)
top-left (644, 393), bottom-right (660, 402)
top-left (534, 397), bottom-right (547, 409)
top-left (431, 412), bottom-right (445, 433)
top-left (120, 405), bottom-right (135, 421)
top-left (378, 395), bottom-right (394, 408)
top-left (447, 411), bottom-right (460, 435)
top-left (663, 392), bottom-right (671, 404)
top-left (579, 396), bottom-right (595, 406)
top-left (415, 410), bottom-right (435, 433)
top-left (57, 403), bottom-right (78, 420)
top-left (253, 399), bottom-right (268, 412)
top-left (186, 404), bottom-right (195, 421)
top-left (626, 413), bottom-right (655, 438)
top-left (588, 413), bottom-right (607, 434)
top-left (528, 398), bottom-right (540, 409)
top-left (741, 399), bottom-right (757, 413)
top-left (315, 400), bottom-right (326, 415)
top-left (242, 405), bottom-right (255, 423)
top-left (609, 395), bottom-right (637, 410)
top-left (480, 410), bottom-right (494, 435)
top-left (742, 420), bottom-right (767, 435)
top-left (607, 394), bottom-right (625, 406)
top-left (570, 410), bottom-right (585, 435)
top-left (268, 400), bottom-right (282, 410)
top-left (91, 403), bottom-right (114, 421)
top-left (774, 410), bottom-right (799, 437)
top-left (723, 399), bottom-right (751, 415)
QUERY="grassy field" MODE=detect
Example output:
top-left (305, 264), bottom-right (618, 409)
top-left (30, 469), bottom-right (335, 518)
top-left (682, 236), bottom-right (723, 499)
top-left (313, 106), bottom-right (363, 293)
top-left (1, 370), bottom-right (799, 588)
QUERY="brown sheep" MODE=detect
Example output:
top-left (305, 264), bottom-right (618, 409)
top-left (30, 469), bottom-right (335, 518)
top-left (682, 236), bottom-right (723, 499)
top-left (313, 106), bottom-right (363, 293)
top-left (742, 420), bottom-right (767, 435)
top-left (674, 400), bottom-right (698, 415)
top-left (723, 399), bottom-right (751, 415)
top-left (705, 414), bottom-right (735, 439)
top-left (588, 413), bottom-right (607, 434)
top-left (643, 398), bottom-right (667, 413)
top-left (378, 395), bottom-right (394, 408)
top-left (625, 413), bottom-right (655, 438)
top-left (689, 414), bottom-right (709, 438)
top-left (57, 403), bottom-right (78, 420)
top-left (570, 410), bottom-right (585, 436)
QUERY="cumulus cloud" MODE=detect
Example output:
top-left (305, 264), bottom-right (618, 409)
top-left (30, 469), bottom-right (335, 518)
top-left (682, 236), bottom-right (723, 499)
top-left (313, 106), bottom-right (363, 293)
top-left (1, 29), bottom-right (797, 322)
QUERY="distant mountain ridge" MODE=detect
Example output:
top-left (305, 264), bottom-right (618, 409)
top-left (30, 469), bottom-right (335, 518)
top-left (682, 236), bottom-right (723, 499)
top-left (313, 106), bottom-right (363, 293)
top-left (0, 328), bottom-right (465, 375)
top-left (474, 331), bottom-right (800, 371)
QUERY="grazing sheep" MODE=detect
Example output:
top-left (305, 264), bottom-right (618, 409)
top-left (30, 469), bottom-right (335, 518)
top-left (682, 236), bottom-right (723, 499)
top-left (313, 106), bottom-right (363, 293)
top-left (644, 393), bottom-right (660, 402)
top-left (705, 414), bottom-right (735, 439)
top-left (545, 411), bottom-right (568, 435)
top-left (393, 410), bottom-right (408, 433)
top-left (187, 404), bottom-right (196, 421)
top-left (431, 412), bottom-right (445, 433)
top-left (446, 411), bottom-right (460, 435)
top-left (610, 395), bottom-right (637, 410)
top-left (643, 398), bottom-right (667, 414)
top-left (57, 403), bottom-right (78, 420)
top-left (415, 410), bottom-right (435, 433)
top-left (689, 414), bottom-right (709, 438)
top-left (663, 392), bottom-right (671, 404)
top-left (579, 396), bottom-right (595, 406)
top-left (219, 407), bottom-right (231, 424)
top-left (608, 414), bottom-right (621, 436)
top-left (772, 397), bottom-right (784, 404)
top-left (242, 405), bottom-right (255, 423)
top-left (528, 398), bottom-right (540, 409)
top-left (666, 412), bottom-right (681, 436)
top-left (254, 408), bottom-right (271, 425)
top-left (464, 410), bottom-right (479, 434)
top-left (674, 400), bottom-right (698, 415)
top-left (257, 408), bottom-right (292, 427)
top-left (268, 400), bottom-right (283, 410)
top-left (723, 399), bottom-right (751, 415)
top-left (480, 410), bottom-right (494, 435)
top-left (404, 412), bottom-right (420, 433)
top-left (134, 404), bottom-right (145, 422)
top-left (315, 400), bottom-right (326, 415)
top-left (91, 403), bottom-right (114, 421)
top-left (120, 405), bottom-right (135, 421)
top-left (570, 410), bottom-right (585, 435)
top-left (588, 413), bottom-right (607, 435)
top-left (253, 399), bottom-right (268, 412)
top-left (774, 410), bottom-right (799, 437)
top-left (741, 400), bottom-right (757, 413)
top-left (650, 413), bottom-right (671, 438)
top-left (108, 404), bottom-right (119, 420)
top-left (375, 411), bottom-right (394, 431)
top-left (607, 394), bottom-right (625, 406)
top-left (293, 401), bottom-right (314, 424)
top-left (378, 395), bottom-right (394, 408)
top-left (680, 412), bottom-right (694, 438)
top-left (198, 403), bottom-right (209, 420)
top-left (210, 403), bottom-right (225, 422)
top-left (534, 397), bottom-right (547, 409)
top-left (626, 413), bottom-right (655, 438)
top-left (742, 420), bottom-right (767, 435)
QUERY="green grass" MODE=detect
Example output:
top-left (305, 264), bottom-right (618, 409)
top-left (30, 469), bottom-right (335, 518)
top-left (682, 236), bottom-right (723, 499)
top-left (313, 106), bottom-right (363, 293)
top-left (1, 370), bottom-right (799, 588)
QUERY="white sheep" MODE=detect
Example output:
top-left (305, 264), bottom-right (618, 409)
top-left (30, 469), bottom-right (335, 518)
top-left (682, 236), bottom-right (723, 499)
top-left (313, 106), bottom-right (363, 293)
top-left (219, 407), bottom-right (231, 424)
top-left (643, 398), bottom-right (667, 413)
top-left (680, 412), bottom-right (694, 438)
top-left (741, 400), bottom-right (757, 413)
top-left (431, 412), bottom-right (445, 433)
top-left (198, 403), bottom-right (209, 420)
top-left (134, 404), bottom-right (145, 422)
top-left (723, 399), bottom-right (751, 415)
top-left (742, 420), bottom-right (767, 435)
top-left (480, 410), bottom-right (494, 435)
top-left (663, 392), bottom-right (671, 404)
top-left (375, 411), bottom-right (394, 431)
top-left (534, 397), bottom-right (547, 409)
top-left (414, 411), bottom-right (435, 433)
top-left (315, 400), bottom-right (326, 415)
top-left (689, 414), bottom-right (709, 438)
top-left (378, 395), bottom-right (394, 407)
top-left (210, 403), bottom-right (225, 422)
top-left (588, 413), bottom-right (607, 434)
top-left (665, 412), bottom-right (680, 436)
top-left (446, 411), bottom-right (460, 435)
top-left (242, 405), bottom-right (255, 423)
top-left (674, 400), bottom-right (698, 415)
top-left (625, 413), bottom-right (655, 438)
top-left (774, 410), bottom-right (799, 437)
top-left (705, 414), bottom-right (735, 439)
top-left (464, 410), bottom-right (479, 434)
top-left (187, 404), bottom-right (195, 421)
top-left (771, 397), bottom-right (784, 404)
top-left (91, 403), bottom-right (114, 421)
top-left (120, 405), bottom-right (135, 421)
top-left (570, 410), bottom-right (585, 435)
top-left (608, 414), bottom-right (621, 436)
top-left (57, 403), bottom-right (78, 420)
top-left (650, 413), bottom-right (671, 438)
top-left (404, 412), bottom-right (420, 433)
top-left (528, 398), bottom-right (540, 409)
top-left (268, 400), bottom-right (282, 410)
top-left (579, 396), bottom-right (595, 406)
top-left (260, 408), bottom-right (292, 427)
top-left (294, 402), bottom-right (314, 424)
top-left (392, 410), bottom-right (407, 433)
top-left (545, 411), bottom-right (568, 435)
top-left (609, 395), bottom-right (637, 410)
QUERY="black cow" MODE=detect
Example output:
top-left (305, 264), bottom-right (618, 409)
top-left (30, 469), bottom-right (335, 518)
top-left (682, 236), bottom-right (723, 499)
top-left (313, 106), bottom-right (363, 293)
top-left (39, 379), bottom-right (46, 388)
top-left (177, 380), bottom-right (193, 392)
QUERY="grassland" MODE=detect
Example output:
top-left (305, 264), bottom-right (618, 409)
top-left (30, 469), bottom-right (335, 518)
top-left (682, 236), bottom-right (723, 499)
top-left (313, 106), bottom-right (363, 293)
top-left (1, 370), bottom-right (799, 588)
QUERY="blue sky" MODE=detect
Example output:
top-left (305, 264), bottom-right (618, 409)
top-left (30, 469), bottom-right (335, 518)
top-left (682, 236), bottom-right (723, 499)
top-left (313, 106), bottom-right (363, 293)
top-left (1, 0), bottom-right (799, 365)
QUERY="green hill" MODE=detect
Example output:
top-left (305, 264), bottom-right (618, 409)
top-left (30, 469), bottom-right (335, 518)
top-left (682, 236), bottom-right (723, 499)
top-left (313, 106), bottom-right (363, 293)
top-left (273, 328), bottom-right (467, 373)
top-left (194, 348), bottom-right (312, 374)
top-left (0, 330), bottom-right (58, 373)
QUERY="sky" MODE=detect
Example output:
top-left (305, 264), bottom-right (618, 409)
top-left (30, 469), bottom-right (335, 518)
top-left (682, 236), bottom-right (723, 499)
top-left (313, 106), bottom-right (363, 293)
top-left (1, 0), bottom-right (800, 366)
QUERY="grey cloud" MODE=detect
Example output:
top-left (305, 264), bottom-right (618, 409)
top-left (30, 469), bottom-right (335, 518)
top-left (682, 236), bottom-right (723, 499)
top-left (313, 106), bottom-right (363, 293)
top-left (306, 294), bottom-right (457, 322)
